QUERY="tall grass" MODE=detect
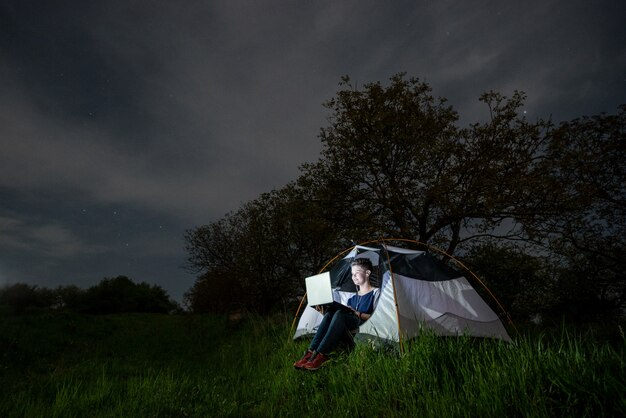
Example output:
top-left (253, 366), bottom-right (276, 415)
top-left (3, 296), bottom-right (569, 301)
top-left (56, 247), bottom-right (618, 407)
top-left (1, 312), bottom-right (624, 417)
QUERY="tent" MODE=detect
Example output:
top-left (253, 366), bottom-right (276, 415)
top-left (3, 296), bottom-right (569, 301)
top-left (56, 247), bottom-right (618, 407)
top-left (293, 241), bottom-right (513, 346)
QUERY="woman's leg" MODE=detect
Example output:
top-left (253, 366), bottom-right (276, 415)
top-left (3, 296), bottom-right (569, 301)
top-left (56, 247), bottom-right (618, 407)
top-left (308, 310), bottom-right (337, 352)
top-left (316, 310), bottom-right (359, 355)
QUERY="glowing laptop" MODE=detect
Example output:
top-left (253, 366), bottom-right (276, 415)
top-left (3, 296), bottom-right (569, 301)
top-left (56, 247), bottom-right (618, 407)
top-left (305, 272), bottom-right (351, 311)
top-left (305, 272), bottom-right (334, 307)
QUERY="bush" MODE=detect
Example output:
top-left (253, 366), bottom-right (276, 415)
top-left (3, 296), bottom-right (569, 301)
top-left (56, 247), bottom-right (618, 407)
top-left (0, 283), bottom-right (54, 314)
top-left (0, 277), bottom-right (179, 315)
top-left (77, 276), bottom-right (178, 314)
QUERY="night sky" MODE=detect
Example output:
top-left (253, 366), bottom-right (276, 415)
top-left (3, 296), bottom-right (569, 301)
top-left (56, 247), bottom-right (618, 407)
top-left (1, 0), bottom-right (625, 303)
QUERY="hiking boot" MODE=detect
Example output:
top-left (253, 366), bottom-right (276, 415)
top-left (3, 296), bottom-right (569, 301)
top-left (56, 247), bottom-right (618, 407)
top-left (302, 352), bottom-right (330, 371)
top-left (293, 350), bottom-right (314, 369)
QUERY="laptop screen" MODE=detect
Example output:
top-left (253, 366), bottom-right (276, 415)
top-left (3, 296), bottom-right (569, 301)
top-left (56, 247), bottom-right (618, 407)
top-left (305, 272), bottom-right (333, 307)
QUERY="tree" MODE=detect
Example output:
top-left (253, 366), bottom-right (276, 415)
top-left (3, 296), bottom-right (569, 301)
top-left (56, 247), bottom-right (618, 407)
top-left (185, 74), bottom-right (625, 319)
top-left (78, 276), bottom-right (178, 314)
top-left (303, 74), bottom-right (553, 255)
top-left (0, 283), bottom-right (54, 314)
top-left (533, 106), bottom-right (626, 317)
top-left (465, 243), bottom-right (553, 322)
top-left (0, 278), bottom-right (178, 315)
top-left (52, 285), bottom-right (85, 310)
top-left (184, 184), bottom-right (353, 313)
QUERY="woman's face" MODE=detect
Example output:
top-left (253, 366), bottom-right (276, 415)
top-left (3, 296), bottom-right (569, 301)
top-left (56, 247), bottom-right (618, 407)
top-left (351, 265), bottom-right (370, 287)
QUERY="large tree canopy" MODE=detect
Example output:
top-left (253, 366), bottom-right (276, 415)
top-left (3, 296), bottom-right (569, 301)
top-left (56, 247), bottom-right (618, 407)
top-left (303, 74), bottom-right (554, 255)
top-left (185, 74), bottom-right (625, 318)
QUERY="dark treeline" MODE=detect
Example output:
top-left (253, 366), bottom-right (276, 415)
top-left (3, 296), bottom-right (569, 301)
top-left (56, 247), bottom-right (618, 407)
top-left (0, 276), bottom-right (179, 315)
top-left (184, 73), bottom-right (625, 326)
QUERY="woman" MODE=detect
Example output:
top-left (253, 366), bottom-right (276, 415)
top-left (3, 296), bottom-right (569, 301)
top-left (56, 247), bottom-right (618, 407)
top-left (294, 257), bottom-right (380, 371)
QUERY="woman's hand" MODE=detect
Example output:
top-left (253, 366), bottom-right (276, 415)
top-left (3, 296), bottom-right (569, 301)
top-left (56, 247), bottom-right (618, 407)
top-left (354, 310), bottom-right (369, 321)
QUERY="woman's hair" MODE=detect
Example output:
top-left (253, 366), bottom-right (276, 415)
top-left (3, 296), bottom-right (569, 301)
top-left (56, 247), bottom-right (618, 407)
top-left (351, 257), bottom-right (373, 272)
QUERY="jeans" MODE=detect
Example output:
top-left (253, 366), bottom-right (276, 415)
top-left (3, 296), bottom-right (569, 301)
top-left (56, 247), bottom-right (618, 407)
top-left (309, 309), bottom-right (360, 355)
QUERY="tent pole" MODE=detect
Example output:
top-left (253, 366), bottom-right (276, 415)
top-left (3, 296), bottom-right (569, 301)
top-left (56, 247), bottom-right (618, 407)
top-left (380, 238), bottom-right (405, 354)
top-left (288, 291), bottom-right (309, 342)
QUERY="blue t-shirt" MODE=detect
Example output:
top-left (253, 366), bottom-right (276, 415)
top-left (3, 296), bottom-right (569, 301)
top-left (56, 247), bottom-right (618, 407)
top-left (347, 289), bottom-right (378, 314)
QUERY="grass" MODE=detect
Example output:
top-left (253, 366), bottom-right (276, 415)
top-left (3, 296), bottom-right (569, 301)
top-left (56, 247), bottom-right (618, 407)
top-left (1, 312), bottom-right (624, 417)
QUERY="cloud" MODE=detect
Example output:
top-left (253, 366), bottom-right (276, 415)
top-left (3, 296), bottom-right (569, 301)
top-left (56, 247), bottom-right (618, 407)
top-left (0, 213), bottom-right (100, 258)
top-left (0, 62), bottom-right (299, 224)
top-left (2, 1), bottom-right (624, 227)
top-left (0, 1), bottom-right (338, 225)
top-left (4, 0), bottom-right (624, 230)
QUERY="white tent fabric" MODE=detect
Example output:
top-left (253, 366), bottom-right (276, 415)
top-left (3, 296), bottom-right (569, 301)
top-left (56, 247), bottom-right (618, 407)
top-left (294, 243), bottom-right (512, 343)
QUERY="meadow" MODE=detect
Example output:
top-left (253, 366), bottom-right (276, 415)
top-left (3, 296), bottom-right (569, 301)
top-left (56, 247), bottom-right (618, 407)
top-left (1, 312), bottom-right (624, 417)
